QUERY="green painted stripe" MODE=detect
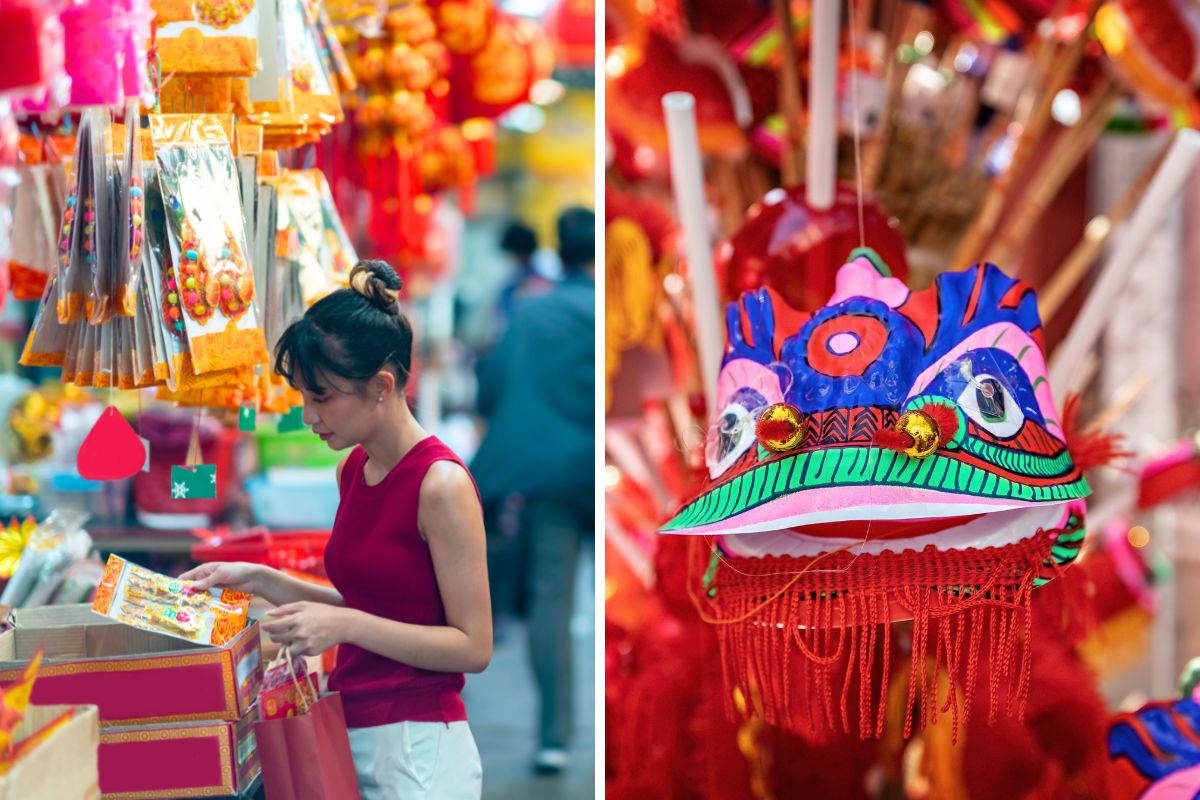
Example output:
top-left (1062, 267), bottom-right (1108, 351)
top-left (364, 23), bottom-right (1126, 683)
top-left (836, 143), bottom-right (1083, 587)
top-left (957, 463), bottom-right (972, 492)
top-left (995, 476), bottom-right (1012, 497)
top-left (968, 469), bottom-right (986, 494)
top-left (1017, 344), bottom-right (1031, 362)
top-left (789, 453), bottom-right (810, 490)
top-left (754, 462), bottom-right (776, 505)
top-left (775, 456), bottom-right (795, 493)
top-left (982, 473), bottom-right (997, 495)
top-left (874, 449), bottom-right (897, 481)
top-left (897, 456), bottom-right (921, 484)
top-left (913, 455), bottom-right (936, 487)
top-left (1057, 529), bottom-right (1086, 543)
top-left (748, 462), bottom-right (768, 506)
top-left (930, 458), bottom-right (949, 488)
top-left (815, 449), bottom-right (841, 484)
top-left (804, 450), bottom-right (826, 486)
top-left (1051, 546), bottom-right (1081, 562)
top-left (713, 480), bottom-right (737, 521)
top-left (943, 460), bottom-right (960, 491)
top-left (732, 473), bottom-right (755, 515)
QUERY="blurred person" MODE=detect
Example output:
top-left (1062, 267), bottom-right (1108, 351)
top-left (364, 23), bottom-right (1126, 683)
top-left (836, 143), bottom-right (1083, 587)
top-left (184, 261), bottom-right (491, 799)
top-left (470, 207), bottom-right (595, 775)
top-left (497, 220), bottom-right (554, 322)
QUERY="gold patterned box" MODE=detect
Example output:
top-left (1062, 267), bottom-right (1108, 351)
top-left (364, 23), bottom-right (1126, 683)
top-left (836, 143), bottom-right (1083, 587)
top-left (0, 605), bottom-right (262, 727)
top-left (98, 703), bottom-right (259, 799)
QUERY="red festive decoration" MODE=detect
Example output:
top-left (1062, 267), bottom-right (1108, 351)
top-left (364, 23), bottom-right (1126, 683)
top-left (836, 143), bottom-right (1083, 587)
top-left (445, 12), bottom-right (554, 122)
top-left (544, 0), bottom-right (594, 69)
top-left (718, 184), bottom-right (909, 311)
top-left (608, 34), bottom-right (746, 156)
top-left (77, 406), bottom-right (146, 481)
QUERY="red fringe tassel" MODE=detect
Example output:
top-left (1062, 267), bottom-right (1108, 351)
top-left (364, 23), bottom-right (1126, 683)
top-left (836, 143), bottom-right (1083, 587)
top-left (694, 530), bottom-right (1058, 742)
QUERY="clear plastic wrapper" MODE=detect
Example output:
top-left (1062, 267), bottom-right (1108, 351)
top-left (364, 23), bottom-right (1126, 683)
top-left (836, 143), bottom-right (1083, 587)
top-left (142, 161), bottom-right (188, 391)
top-left (18, 274), bottom-right (70, 368)
top-left (150, 115), bottom-right (267, 375)
top-left (57, 109), bottom-right (112, 325)
top-left (92, 554), bottom-right (251, 645)
top-left (0, 510), bottom-right (92, 609)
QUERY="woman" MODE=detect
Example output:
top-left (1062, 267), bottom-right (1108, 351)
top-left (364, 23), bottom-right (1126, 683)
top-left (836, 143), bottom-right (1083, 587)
top-left (183, 261), bottom-right (491, 799)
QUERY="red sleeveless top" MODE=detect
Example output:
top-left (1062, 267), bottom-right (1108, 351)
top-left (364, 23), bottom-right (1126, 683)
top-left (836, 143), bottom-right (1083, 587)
top-left (324, 436), bottom-right (474, 728)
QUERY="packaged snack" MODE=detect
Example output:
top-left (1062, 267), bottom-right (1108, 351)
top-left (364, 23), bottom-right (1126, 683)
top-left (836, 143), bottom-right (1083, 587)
top-left (92, 554), bottom-right (251, 645)
top-left (18, 274), bottom-right (70, 368)
top-left (150, 115), bottom-right (268, 376)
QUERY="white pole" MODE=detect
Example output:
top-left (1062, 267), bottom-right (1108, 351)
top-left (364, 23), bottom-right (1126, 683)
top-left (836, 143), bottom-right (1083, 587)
top-left (663, 92), bottom-right (723, 414)
top-left (807, 0), bottom-right (840, 211)
top-left (1049, 129), bottom-right (1200, 393)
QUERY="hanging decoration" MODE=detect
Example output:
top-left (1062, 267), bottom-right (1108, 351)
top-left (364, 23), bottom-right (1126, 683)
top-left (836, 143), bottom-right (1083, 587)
top-left (663, 251), bottom-right (1098, 738)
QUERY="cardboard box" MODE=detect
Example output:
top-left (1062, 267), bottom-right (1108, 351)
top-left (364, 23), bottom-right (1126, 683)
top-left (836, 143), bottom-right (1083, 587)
top-left (99, 704), bottom-right (260, 799)
top-left (0, 605), bottom-right (262, 726)
top-left (0, 705), bottom-right (100, 800)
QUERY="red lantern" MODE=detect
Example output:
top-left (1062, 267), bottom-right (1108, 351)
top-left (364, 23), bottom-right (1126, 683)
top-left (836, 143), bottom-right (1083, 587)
top-left (544, 0), bottom-right (594, 70)
top-left (445, 13), bottom-right (553, 122)
top-left (719, 184), bottom-right (909, 312)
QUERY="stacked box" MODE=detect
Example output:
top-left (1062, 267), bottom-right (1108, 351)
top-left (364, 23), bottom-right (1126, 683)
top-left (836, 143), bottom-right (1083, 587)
top-left (1, 605), bottom-right (263, 798)
top-left (0, 705), bottom-right (100, 800)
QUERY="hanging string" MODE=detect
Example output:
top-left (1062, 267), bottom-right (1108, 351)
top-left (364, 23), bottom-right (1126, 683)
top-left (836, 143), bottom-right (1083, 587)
top-left (848, 0), bottom-right (866, 248)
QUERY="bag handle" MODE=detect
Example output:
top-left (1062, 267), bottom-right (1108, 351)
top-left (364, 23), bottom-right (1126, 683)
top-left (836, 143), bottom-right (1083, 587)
top-left (280, 645), bottom-right (313, 714)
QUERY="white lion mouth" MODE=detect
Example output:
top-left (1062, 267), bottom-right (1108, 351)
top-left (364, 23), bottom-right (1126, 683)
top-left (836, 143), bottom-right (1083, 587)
top-left (718, 501), bottom-right (1074, 559)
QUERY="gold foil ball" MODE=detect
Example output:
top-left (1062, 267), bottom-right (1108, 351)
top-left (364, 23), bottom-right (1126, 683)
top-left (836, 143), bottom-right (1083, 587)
top-left (895, 410), bottom-right (940, 458)
top-left (756, 403), bottom-right (807, 453)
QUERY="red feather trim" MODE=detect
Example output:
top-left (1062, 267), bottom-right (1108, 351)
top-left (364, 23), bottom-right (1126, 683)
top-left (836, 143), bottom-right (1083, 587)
top-left (873, 428), bottom-right (914, 452)
top-left (757, 417), bottom-right (799, 442)
top-left (1062, 394), bottom-right (1133, 473)
top-left (920, 403), bottom-right (960, 442)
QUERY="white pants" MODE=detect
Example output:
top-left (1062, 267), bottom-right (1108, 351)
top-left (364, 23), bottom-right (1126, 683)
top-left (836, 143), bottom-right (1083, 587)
top-left (347, 720), bottom-right (482, 800)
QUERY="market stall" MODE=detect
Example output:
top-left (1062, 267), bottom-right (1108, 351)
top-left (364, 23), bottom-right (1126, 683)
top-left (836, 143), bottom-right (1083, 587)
top-left (0, 0), bottom-right (590, 795)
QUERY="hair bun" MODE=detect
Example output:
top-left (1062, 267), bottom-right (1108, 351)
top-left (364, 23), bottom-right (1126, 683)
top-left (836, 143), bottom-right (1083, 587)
top-left (349, 261), bottom-right (403, 313)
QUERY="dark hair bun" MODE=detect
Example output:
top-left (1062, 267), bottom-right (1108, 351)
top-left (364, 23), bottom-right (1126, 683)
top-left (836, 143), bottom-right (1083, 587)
top-left (349, 260), bottom-right (403, 313)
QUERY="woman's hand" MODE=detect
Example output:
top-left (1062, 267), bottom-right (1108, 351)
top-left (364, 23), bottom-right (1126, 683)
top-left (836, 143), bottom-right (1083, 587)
top-left (261, 602), bottom-right (350, 657)
top-left (178, 562), bottom-right (265, 595)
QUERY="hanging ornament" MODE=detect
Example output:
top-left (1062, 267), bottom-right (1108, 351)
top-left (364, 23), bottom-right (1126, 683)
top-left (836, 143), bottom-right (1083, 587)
top-left (720, 185), bottom-right (909, 312)
top-left (77, 406), bottom-right (149, 481)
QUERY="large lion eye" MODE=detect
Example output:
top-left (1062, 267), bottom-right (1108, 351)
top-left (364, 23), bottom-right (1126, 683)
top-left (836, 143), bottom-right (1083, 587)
top-left (705, 388), bottom-right (768, 478)
top-left (956, 374), bottom-right (1024, 438)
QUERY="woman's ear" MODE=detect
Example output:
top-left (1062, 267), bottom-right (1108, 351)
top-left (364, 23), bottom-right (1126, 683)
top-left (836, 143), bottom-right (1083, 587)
top-left (373, 369), bottom-right (397, 399)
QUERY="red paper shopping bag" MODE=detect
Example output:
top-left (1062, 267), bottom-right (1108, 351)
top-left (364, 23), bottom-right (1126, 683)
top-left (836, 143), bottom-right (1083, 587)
top-left (255, 692), bottom-right (361, 800)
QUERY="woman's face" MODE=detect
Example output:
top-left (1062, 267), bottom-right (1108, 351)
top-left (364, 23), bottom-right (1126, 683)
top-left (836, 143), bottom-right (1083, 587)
top-left (297, 373), bottom-right (377, 450)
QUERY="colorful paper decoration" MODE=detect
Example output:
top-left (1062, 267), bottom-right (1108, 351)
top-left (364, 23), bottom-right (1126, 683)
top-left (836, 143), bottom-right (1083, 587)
top-left (170, 464), bottom-right (218, 499)
top-left (77, 406), bottom-right (149, 481)
top-left (238, 405), bottom-right (257, 431)
top-left (663, 251), bottom-right (1090, 738)
top-left (0, 646), bottom-right (44, 758)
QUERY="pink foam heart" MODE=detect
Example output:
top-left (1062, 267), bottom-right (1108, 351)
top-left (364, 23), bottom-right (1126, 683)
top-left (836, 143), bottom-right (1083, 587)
top-left (77, 406), bottom-right (146, 481)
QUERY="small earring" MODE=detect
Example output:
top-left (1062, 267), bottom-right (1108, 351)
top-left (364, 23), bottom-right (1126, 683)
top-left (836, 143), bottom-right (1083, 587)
top-left (377, 396), bottom-right (383, 403)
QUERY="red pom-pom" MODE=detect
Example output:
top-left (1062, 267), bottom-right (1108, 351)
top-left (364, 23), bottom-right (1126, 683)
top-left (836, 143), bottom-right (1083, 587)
top-left (1062, 394), bottom-right (1132, 473)
top-left (873, 427), bottom-right (914, 452)
top-left (920, 402), bottom-right (960, 442)
top-left (757, 417), bottom-right (800, 442)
